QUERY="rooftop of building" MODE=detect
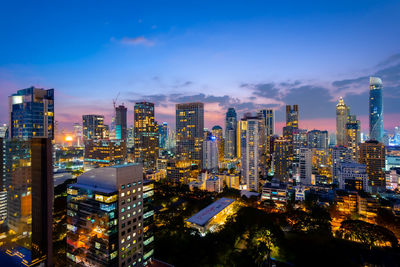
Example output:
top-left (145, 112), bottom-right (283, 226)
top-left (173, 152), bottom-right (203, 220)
top-left (186, 198), bottom-right (235, 227)
top-left (263, 179), bottom-right (288, 190)
top-left (75, 163), bottom-right (140, 192)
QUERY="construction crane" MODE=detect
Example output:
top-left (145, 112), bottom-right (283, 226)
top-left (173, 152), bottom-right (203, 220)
top-left (113, 92), bottom-right (120, 109)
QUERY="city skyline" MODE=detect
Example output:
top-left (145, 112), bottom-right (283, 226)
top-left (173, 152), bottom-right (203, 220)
top-left (1, 1), bottom-right (400, 133)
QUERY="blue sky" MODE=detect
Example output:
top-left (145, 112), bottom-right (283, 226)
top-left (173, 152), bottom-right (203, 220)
top-left (1, 0), bottom-right (400, 133)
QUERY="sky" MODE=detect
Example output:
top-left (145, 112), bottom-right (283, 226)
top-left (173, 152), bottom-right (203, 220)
top-left (1, 0), bottom-right (400, 134)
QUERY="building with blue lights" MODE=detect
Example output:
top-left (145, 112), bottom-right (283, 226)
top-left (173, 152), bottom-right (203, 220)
top-left (369, 77), bottom-right (383, 142)
top-left (224, 108), bottom-right (237, 159)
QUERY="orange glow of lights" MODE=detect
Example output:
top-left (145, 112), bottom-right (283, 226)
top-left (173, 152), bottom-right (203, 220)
top-left (65, 135), bottom-right (73, 142)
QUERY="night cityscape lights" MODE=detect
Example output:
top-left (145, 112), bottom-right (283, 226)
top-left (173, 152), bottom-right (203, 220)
top-left (1, 1), bottom-right (400, 266)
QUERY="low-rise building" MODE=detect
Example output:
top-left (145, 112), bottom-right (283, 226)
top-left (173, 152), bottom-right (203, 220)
top-left (84, 139), bottom-right (126, 168)
top-left (261, 179), bottom-right (288, 209)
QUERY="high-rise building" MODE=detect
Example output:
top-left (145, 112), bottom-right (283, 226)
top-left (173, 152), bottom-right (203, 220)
top-left (307, 130), bottom-right (328, 149)
top-left (115, 105), bottom-right (128, 141)
top-left (211, 125), bottom-right (224, 162)
top-left (176, 102), bottom-right (204, 165)
top-left (3, 138), bottom-right (53, 266)
top-left (299, 148), bottom-right (313, 185)
top-left (346, 115), bottom-right (361, 161)
top-left (369, 77), bottom-right (383, 142)
top-left (158, 122), bottom-right (168, 150)
top-left (0, 124), bottom-right (8, 138)
top-left (273, 138), bottom-right (292, 182)
top-left (359, 140), bottom-right (385, 191)
top-left (332, 146), bottom-right (353, 184)
top-left (336, 97), bottom-right (350, 146)
top-left (240, 114), bottom-right (259, 191)
top-left (224, 108), bottom-right (237, 159)
top-left (134, 102), bottom-right (159, 170)
top-left (286, 105), bottom-right (299, 129)
top-left (258, 109), bottom-right (275, 136)
top-left (82, 114), bottom-right (107, 140)
top-left (9, 87), bottom-right (54, 139)
top-left (202, 136), bottom-right (219, 171)
top-left (66, 164), bottom-right (145, 266)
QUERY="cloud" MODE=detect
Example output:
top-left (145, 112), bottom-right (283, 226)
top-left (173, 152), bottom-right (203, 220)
top-left (113, 36), bottom-right (155, 46)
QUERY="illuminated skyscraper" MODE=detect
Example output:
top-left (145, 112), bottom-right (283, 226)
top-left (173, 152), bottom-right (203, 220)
top-left (211, 125), bottom-right (224, 162)
top-left (299, 148), bottom-right (313, 185)
top-left (82, 114), bottom-right (107, 140)
top-left (369, 77), bottom-right (383, 142)
top-left (274, 138), bottom-right (292, 182)
top-left (9, 87), bottom-right (54, 139)
top-left (202, 136), bottom-right (219, 171)
top-left (258, 109), bottom-right (275, 136)
top-left (176, 102), bottom-right (204, 165)
top-left (134, 102), bottom-right (159, 170)
top-left (66, 164), bottom-right (145, 266)
top-left (240, 114), bottom-right (259, 191)
top-left (224, 108), bottom-right (237, 159)
top-left (115, 104), bottom-right (127, 141)
top-left (346, 115), bottom-right (361, 161)
top-left (359, 140), bottom-right (385, 191)
top-left (158, 122), bottom-right (168, 150)
top-left (336, 97), bottom-right (350, 146)
top-left (286, 105), bottom-right (298, 129)
top-left (332, 146), bottom-right (353, 184)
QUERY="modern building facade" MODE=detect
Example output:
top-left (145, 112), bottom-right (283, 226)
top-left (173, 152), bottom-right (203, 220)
top-left (286, 105), bottom-right (299, 129)
top-left (211, 125), bottom-right (224, 162)
top-left (9, 87), bottom-right (54, 139)
top-left (359, 140), bottom-right (386, 190)
top-left (82, 114), bottom-right (107, 140)
top-left (66, 164), bottom-right (145, 267)
top-left (84, 139), bottom-right (126, 168)
top-left (115, 105), bottom-right (128, 141)
top-left (299, 148), bottom-right (313, 185)
top-left (274, 138), bottom-right (292, 182)
top-left (369, 77), bottom-right (383, 142)
top-left (332, 146), bottom-right (353, 184)
top-left (346, 115), bottom-right (361, 161)
top-left (134, 102), bottom-right (159, 170)
top-left (240, 114), bottom-right (259, 191)
top-left (258, 109), bottom-right (275, 137)
top-left (158, 122), bottom-right (168, 150)
top-left (224, 108), bottom-right (237, 159)
top-left (338, 162), bottom-right (369, 192)
top-left (176, 102), bottom-right (204, 165)
top-left (307, 130), bottom-right (328, 149)
top-left (202, 136), bottom-right (219, 171)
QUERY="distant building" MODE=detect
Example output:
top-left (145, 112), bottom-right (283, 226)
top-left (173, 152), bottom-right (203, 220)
top-left (115, 104), bottom-right (128, 141)
top-left (134, 102), bottom-right (159, 170)
top-left (299, 148), bottom-right (313, 185)
top-left (336, 97), bottom-right (350, 146)
top-left (66, 164), bottom-right (145, 266)
top-left (158, 122), bottom-right (168, 150)
top-left (258, 109), bottom-right (275, 136)
top-left (9, 87), bottom-right (54, 139)
top-left (143, 180), bottom-right (155, 265)
top-left (205, 176), bottom-right (223, 192)
top-left (240, 114), bottom-right (259, 191)
top-left (286, 105), bottom-right (298, 129)
top-left (211, 125), bottom-right (224, 163)
top-left (346, 115), bottom-right (361, 161)
top-left (307, 130), bottom-right (328, 149)
top-left (176, 102), bottom-right (204, 166)
top-left (338, 162), bottom-right (369, 192)
top-left (332, 146), bottom-right (353, 184)
top-left (369, 77), bottom-right (383, 142)
top-left (274, 138), bottom-right (292, 182)
top-left (359, 140), bottom-right (386, 191)
top-left (84, 139), bottom-right (126, 168)
top-left (202, 136), bottom-right (219, 171)
top-left (224, 108), bottom-right (237, 159)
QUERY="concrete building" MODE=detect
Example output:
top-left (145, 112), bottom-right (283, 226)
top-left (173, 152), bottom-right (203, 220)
top-left (299, 148), bottom-right (313, 185)
top-left (369, 77), bottom-right (384, 142)
top-left (338, 162), bottom-right (369, 192)
top-left (66, 164), bottom-right (145, 267)
top-left (202, 136), bottom-right (219, 171)
top-left (273, 138), bottom-right (292, 182)
top-left (224, 108), bottom-right (237, 159)
top-left (332, 146), bottom-right (353, 184)
top-left (83, 114), bottom-right (108, 140)
top-left (261, 179), bottom-right (288, 209)
top-left (240, 114), bottom-right (259, 191)
top-left (84, 139), bottom-right (126, 168)
top-left (307, 130), bottom-right (328, 149)
top-left (336, 97), bottom-right (350, 146)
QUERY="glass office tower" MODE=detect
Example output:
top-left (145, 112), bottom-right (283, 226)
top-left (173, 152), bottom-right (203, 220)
top-left (369, 77), bottom-right (383, 142)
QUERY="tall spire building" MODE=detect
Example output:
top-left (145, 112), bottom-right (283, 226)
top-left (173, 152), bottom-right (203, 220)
top-left (336, 97), bottom-right (350, 146)
top-left (369, 77), bottom-right (383, 142)
top-left (224, 108), bottom-right (237, 159)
